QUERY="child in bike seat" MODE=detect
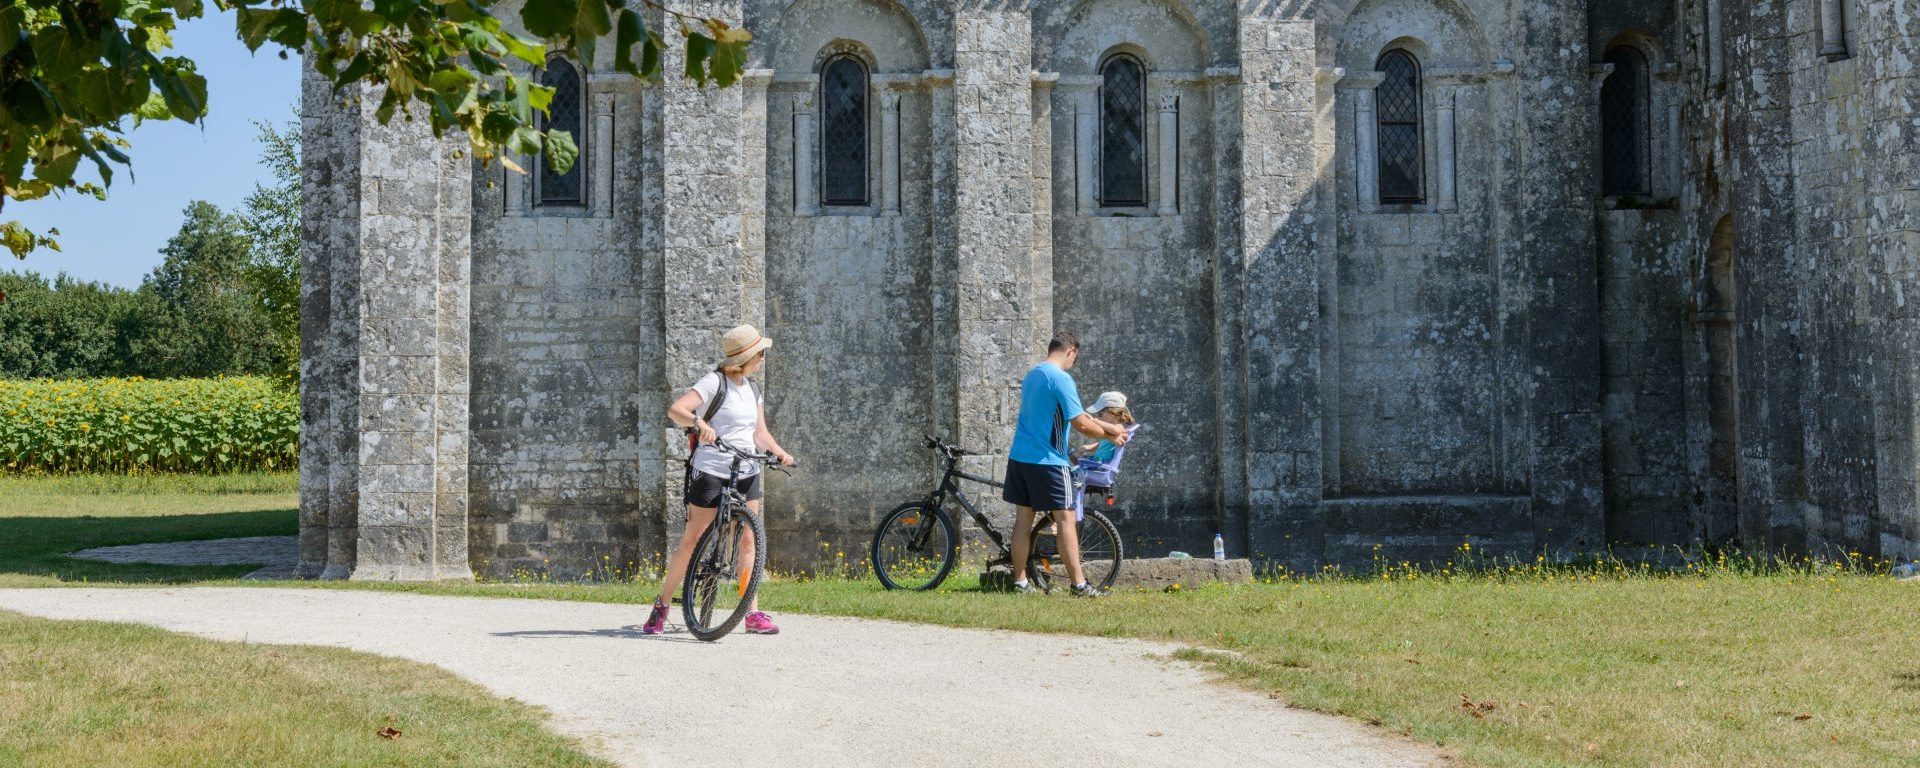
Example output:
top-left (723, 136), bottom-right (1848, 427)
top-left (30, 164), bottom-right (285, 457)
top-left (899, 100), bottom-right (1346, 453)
top-left (1039, 392), bottom-right (1138, 535)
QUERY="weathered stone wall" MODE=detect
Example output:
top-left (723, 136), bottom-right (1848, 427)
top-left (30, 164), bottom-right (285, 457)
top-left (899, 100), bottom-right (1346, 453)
top-left (466, 73), bottom-right (659, 580)
top-left (299, 0), bottom-right (1920, 579)
top-left (751, 0), bottom-right (943, 563)
top-left (1037, 0), bottom-right (1223, 555)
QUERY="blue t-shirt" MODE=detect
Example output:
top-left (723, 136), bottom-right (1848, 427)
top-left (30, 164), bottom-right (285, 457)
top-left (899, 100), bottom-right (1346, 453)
top-left (1008, 362), bottom-right (1084, 467)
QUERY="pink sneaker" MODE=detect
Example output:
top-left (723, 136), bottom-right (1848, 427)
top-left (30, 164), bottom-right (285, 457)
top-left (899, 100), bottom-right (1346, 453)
top-left (744, 611), bottom-right (780, 635)
top-left (641, 601), bottom-right (669, 635)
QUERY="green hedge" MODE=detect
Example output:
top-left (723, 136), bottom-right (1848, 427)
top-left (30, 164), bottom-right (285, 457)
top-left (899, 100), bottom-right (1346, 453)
top-left (1, 377), bottom-right (297, 473)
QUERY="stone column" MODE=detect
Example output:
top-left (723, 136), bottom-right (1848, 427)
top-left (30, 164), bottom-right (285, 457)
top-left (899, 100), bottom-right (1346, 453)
top-left (349, 98), bottom-right (474, 582)
top-left (658, 0), bottom-right (756, 547)
top-left (1073, 89), bottom-right (1097, 213)
top-left (297, 62), bottom-right (341, 579)
top-left (1434, 85), bottom-right (1456, 211)
top-left (881, 89), bottom-right (902, 216)
top-left (592, 89), bottom-right (616, 213)
top-left (1155, 91), bottom-right (1178, 216)
top-left (1819, 0), bottom-right (1849, 61)
top-left (1665, 99), bottom-right (1682, 198)
top-left (1238, 13), bottom-right (1324, 568)
top-left (950, 4), bottom-right (1042, 457)
top-left (503, 156), bottom-right (529, 214)
top-left (1346, 75), bottom-right (1383, 213)
top-left (1707, 0), bottom-right (1725, 86)
top-left (792, 91), bottom-right (819, 216)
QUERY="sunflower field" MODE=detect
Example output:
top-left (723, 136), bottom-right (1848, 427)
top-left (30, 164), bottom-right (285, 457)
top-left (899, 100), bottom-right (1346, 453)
top-left (0, 377), bottom-right (298, 473)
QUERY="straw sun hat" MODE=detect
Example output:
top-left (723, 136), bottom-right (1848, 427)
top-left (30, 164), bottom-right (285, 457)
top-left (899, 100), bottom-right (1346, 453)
top-left (720, 324), bottom-right (773, 369)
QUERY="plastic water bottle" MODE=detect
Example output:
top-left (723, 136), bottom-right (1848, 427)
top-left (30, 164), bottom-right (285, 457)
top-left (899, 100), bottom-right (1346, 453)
top-left (1212, 533), bottom-right (1226, 560)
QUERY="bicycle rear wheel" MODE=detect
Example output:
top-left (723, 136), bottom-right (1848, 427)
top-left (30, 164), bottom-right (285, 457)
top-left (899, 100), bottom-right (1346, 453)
top-left (871, 503), bottom-right (958, 591)
top-left (682, 508), bottom-right (766, 641)
top-left (1028, 509), bottom-right (1122, 593)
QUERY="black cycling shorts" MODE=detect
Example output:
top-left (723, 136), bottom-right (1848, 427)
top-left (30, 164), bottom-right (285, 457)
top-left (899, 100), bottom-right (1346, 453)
top-left (1001, 459), bottom-right (1074, 511)
top-left (684, 469), bottom-right (763, 508)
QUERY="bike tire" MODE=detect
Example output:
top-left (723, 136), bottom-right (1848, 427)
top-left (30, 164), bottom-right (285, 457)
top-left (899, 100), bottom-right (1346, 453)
top-left (871, 503), bottom-right (959, 591)
top-left (682, 508), bottom-right (767, 641)
top-left (1028, 508), bottom-right (1123, 593)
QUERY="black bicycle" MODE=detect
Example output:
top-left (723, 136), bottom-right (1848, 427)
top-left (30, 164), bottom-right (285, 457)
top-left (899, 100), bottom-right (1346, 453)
top-left (682, 441), bottom-right (789, 641)
top-left (870, 436), bottom-right (1122, 593)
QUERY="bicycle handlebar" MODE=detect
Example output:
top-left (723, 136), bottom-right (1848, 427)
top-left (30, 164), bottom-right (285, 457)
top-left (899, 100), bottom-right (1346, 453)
top-left (706, 439), bottom-right (796, 472)
top-left (924, 435), bottom-right (986, 458)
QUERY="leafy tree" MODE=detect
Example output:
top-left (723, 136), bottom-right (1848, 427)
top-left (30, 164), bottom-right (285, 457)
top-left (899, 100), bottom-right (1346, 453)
top-left (239, 114), bottom-right (298, 382)
top-left (0, 271), bottom-right (136, 377)
top-left (1, 0), bottom-right (749, 257)
top-left (128, 199), bottom-right (277, 376)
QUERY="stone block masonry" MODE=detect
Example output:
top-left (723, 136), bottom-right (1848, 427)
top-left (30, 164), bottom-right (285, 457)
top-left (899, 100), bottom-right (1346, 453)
top-left (300, 0), bottom-right (1920, 579)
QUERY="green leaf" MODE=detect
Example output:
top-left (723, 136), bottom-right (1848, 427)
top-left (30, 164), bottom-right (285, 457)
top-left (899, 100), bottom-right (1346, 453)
top-left (683, 32), bottom-right (714, 86)
top-left (542, 128), bottom-right (577, 175)
top-left (0, 5), bottom-right (23, 58)
top-left (519, 0), bottom-right (577, 39)
top-left (3, 81), bottom-right (55, 128)
top-left (711, 39), bottom-right (746, 88)
top-left (573, 0), bottom-right (612, 42)
top-left (640, 31), bottom-right (661, 82)
top-left (612, 9), bottom-right (642, 75)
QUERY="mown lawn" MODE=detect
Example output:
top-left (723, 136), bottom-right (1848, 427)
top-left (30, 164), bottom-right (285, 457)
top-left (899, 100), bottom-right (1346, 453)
top-left (6, 472), bottom-right (1919, 768)
top-left (0, 473), bottom-right (606, 767)
top-left (0, 609), bottom-right (609, 768)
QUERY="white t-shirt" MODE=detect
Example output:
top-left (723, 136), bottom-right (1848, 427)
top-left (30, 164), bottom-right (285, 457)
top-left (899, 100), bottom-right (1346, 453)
top-left (688, 371), bottom-right (762, 479)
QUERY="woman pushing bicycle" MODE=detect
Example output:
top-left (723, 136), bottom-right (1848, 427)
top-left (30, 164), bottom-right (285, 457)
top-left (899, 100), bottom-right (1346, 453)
top-left (645, 324), bottom-right (797, 636)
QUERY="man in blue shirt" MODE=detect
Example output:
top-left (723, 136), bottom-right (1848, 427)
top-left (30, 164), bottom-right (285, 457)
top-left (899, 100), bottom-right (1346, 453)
top-left (1004, 331), bottom-right (1130, 596)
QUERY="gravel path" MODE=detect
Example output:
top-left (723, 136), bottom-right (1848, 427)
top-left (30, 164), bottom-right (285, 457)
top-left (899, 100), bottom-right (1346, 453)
top-left (0, 587), bottom-right (1446, 768)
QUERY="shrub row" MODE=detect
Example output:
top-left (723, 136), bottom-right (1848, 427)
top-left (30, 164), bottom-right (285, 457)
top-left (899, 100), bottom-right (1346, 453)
top-left (0, 377), bottom-right (298, 473)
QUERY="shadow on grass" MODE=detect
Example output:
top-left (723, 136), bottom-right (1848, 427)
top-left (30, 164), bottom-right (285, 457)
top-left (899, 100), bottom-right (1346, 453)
top-left (0, 508), bottom-right (297, 584)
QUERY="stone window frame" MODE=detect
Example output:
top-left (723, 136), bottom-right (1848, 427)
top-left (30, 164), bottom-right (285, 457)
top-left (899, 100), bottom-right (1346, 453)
top-left (533, 54), bottom-right (588, 210)
top-left (792, 40), bottom-right (884, 218)
top-left (1592, 32), bottom-right (1681, 205)
top-left (1096, 51), bottom-right (1151, 209)
top-left (1344, 40), bottom-right (1465, 216)
top-left (1599, 45), bottom-right (1651, 197)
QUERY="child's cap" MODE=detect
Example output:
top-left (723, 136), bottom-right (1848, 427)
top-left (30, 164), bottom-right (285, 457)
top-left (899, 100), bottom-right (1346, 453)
top-left (1085, 391), bottom-right (1127, 415)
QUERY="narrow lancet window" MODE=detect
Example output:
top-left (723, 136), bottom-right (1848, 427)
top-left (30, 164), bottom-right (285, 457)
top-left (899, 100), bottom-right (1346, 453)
top-left (1376, 50), bottom-right (1424, 205)
top-left (536, 57), bottom-right (585, 207)
top-left (1601, 46), bottom-right (1650, 196)
top-left (820, 55), bottom-right (870, 206)
top-left (1099, 54), bottom-right (1148, 207)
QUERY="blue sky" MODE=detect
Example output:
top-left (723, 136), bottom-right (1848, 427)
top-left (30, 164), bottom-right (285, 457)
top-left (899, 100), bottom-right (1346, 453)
top-left (3, 7), bottom-right (300, 289)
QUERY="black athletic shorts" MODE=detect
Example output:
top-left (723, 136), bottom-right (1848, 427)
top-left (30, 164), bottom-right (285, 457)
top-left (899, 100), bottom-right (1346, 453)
top-left (684, 469), bottom-right (763, 508)
top-left (1001, 459), bottom-right (1074, 511)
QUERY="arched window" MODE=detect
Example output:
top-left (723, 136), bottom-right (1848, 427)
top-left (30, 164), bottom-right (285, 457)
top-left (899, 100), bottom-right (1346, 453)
top-left (1600, 46), bottom-right (1650, 196)
top-left (819, 54), bottom-right (869, 206)
top-left (1098, 54), bottom-right (1148, 207)
top-left (1375, 50), bottom-right (1424, 205)
top-left (536, 57), bottom-right (584, 207)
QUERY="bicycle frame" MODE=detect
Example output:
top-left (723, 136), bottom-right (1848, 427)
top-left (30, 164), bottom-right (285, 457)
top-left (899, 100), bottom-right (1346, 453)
top-left (920, 452), bottom-right (1017, 561)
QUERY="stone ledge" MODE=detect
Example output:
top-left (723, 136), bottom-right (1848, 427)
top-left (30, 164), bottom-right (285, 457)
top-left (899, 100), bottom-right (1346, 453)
top-left (979, 557), bottom-right (1253, 591)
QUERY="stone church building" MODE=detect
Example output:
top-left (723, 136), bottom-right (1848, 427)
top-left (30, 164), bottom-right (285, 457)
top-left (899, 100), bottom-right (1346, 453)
top-left (297, 0), bottom-right (1920, 579)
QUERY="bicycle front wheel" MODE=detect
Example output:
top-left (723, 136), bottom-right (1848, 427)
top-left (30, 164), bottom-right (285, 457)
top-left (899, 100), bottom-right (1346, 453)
top-left (1029, 508), bottom-right (1123, 593)
top-left (682, 508), bottom-right (766, 641)
top-left (871, 503), bottom-right (958, 591)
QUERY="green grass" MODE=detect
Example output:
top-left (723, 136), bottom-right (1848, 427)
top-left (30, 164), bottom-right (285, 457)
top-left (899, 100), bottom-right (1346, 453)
top-left (0, 609), bottom-right (610, 767)
top-left (6, 472), bottom-right (1919, 768)
top-left (0, 472), bottom-right (297, 586)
